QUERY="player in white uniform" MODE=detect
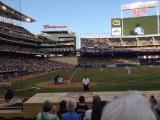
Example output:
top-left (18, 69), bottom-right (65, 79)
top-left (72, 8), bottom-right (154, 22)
top-left (101, 67), bottom-right (103, 72)
top-left (129, 23), bottom-right (144, 35)
top-left (127, 66), bottom-right (131, 74)
top-left (58, 76), bottom-right (64, 84)
top-left (82, 75), bottom-right (90, 92)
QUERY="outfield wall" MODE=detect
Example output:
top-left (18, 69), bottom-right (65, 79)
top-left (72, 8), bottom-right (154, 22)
top-left (48, 57), bottom-right (78, 65)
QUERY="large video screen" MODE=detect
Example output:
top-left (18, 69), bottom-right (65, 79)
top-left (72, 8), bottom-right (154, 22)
top-left (123, 15), bottom-right (157, 36)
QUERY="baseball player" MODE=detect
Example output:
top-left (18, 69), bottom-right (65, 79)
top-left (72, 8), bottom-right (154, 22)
top-left (129, 23), bottom-right (144, 35)
top-left (101, 67), bottom-right (103, 72)
top-left (58, 76), bottom-right (64, 84)
top-left (127, 66), bottom-right (132, 74)
top-left (0, 75), bottom-right (4, 84)
top-left (14, 72), bottom-right (18, 82)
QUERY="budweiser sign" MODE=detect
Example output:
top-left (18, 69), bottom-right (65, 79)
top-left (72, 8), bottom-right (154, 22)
top-left (43, 25), bottom-right (67, 29)
top-left (121, 1), bottom-right (158, 10)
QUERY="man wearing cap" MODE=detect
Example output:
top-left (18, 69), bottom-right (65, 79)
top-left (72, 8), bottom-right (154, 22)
top-left (5, 84), bottom-right (13, 102)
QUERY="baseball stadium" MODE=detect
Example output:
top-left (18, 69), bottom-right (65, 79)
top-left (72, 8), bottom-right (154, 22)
top-left (0, 0), bottom-right (160, 120)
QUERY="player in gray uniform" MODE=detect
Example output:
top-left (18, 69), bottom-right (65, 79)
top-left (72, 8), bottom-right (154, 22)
top-left (14, 72), bottom-right (18, 82)
top-left (0, 75), bottom-right (4, 84)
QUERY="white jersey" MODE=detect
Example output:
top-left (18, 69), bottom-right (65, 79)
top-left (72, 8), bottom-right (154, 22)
top-left (82, 78), bottom-right (90, 85)
top-left (58, 77), bottom-right (63, 83)
top-left (101, 67), bottom-right (103, 71)
top-left (134, 27), bottom-right (144, 35)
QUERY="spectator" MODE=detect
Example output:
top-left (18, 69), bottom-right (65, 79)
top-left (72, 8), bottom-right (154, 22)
top-left (83, 95), bottom-right (101, 120)
top-left (149, 95), bottom-right (157, 109)
top-left (62, 99), bottom-right (81, 120)
top-left (75, 95), bottom-right (88, 119)
top-left (101, 90), bottom-right (156, 120)
top-left (91, 101), bottom-right (108, 120)
top-left (36, 100), bottom-right (58, 120)
top-left (5, 83), bottom-right (13, 102)
top-left (153, 94), bottom-right (160, 120)
top-left (57, 100), bottom-right (68, 120)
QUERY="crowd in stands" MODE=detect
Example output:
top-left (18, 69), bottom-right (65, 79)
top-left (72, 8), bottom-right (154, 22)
top-left (81, 47), bottom-right (160, 52)
top-left (0, 21), bottom-right (32, 35)
top-left (79, 57), bottom-right (139, 65)
top-left (81, 38), bottom-right (160, 48)
top-left (0, 44), bottom-right (39, 53)
top-left (0, 21), bottom-right (39, 40)
top-left (0, 56), bottom-right (75, 73)
top-left (24, 90), bottom-right (160, 120)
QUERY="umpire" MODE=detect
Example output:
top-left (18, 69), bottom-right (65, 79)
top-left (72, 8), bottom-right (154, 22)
top-left (54, 74), bottom-right (60, 84)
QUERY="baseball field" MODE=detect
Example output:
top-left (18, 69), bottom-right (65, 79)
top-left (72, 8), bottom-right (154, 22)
top-left (0, 66), bottom-right (160, 97)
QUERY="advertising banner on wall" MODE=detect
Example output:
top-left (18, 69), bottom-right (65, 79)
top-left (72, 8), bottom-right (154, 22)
top-left (111, 18), bottom-right (122, 36)
top-left (111, 27), bottom-right (122, 36)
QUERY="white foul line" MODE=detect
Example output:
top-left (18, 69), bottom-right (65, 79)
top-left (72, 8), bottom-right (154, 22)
top-left (67, 69), bottom-right (77, 83)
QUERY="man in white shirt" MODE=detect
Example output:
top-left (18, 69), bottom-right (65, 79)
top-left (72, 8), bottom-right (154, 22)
top-left (82, 75), bottom-right (90, 92)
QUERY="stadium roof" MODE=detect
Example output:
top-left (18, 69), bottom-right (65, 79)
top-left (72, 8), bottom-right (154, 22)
top-left (0, 1), bottom-right (36, 22)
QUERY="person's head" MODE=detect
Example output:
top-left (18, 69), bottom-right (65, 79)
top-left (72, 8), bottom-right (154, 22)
top-left (66, 99), bottom-right (77, 111)
top-left (101, 90), bottom-right (156, 120)
top-left (79, 95), bottom-right (85, 103)
top-left (51, 105), bottom-right (57, 114)
top-left (42, 100), bottom-right (53, 112)
top-left (136, 23), bottom-right (141, 27)
top-left (59, 100), bottom-right (67, 110)
top-left (92, 95), bottom-right (101, 108)
top-left (91, 101), bottom-right (108, 120)
top-left (84, 75), bottom-right (87, 78)
top-left (6, 83), bottom-right (11, 90)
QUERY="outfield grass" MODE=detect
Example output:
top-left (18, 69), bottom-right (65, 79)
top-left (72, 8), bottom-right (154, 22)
top-left (0, 66), bottom-right (160, 97)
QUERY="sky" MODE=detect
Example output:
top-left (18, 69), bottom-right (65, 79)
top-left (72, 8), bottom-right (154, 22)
top-left (0, 0), bottom-right (159, 48)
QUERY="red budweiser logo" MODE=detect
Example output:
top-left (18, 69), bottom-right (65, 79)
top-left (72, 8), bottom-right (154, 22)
top-left (43, 25), bottom-right (67, 29)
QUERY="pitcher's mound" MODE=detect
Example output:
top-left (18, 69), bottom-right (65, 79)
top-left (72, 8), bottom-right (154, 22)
top-left (117, 74), bottom-right (138, 77)
top-left (36, 81), bottom-right (98, 88)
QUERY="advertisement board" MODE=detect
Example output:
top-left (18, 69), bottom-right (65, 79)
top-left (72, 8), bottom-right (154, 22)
top-left (111, 18), bottom-right (122, 36)
top-left (111, 27), bottom-right (122, 36)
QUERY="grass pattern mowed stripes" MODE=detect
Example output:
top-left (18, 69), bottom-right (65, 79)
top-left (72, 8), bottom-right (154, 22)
top-left (0, 66), bottom-right (160, 97)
